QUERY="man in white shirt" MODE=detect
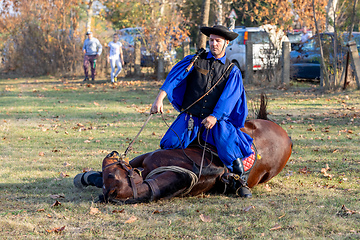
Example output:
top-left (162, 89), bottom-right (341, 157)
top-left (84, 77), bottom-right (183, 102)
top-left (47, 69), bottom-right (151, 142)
top-left (107, 34), bottom-right (124, 83)
top-left (301, 26), bottom-right (311, 43)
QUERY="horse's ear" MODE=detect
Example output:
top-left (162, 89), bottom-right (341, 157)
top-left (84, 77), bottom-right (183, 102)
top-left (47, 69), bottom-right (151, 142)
top-left (106, 151), bottom-right (120, 159)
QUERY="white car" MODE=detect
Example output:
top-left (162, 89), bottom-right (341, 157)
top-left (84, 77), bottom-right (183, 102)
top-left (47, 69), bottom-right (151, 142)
top-left (225, 25), bottom-right (288, 73)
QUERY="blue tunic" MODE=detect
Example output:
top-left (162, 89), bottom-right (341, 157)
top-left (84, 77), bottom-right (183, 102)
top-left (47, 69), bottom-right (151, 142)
top-left (159, 52), bottom-right (253, 171)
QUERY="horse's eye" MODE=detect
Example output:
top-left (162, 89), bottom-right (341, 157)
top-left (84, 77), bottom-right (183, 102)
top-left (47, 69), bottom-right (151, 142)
top-left (107, 173), bottom-right (115, 179)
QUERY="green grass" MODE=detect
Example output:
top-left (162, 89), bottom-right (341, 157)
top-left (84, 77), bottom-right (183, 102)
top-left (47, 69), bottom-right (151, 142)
top-left (0, 76), bottom-right (359, 239)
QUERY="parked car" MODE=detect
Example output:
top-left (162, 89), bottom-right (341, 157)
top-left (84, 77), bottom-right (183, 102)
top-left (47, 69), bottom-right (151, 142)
top-left (118, 27), bottom-right (142, 36)
top-left (119, 27), bottom-right (177, 67)
top-left (225, 25), bottom-right (288, 73)
top-left (119, 34), bottom-right (155, 67)
top-left (287, 29), bottom-right (312, 50)
top-left (290, 32), bottom-right (360, 80)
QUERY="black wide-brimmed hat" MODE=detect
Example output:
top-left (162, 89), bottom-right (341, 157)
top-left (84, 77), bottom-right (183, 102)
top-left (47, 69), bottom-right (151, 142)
top-left (200, 25), bottom-right (238, 41)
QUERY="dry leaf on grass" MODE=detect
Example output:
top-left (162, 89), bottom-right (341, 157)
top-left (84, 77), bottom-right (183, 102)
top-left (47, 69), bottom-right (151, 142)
top-left (51, 200), bottom-right (61, 207)
top-left (82, 167), bottom-right (93, 172)
top-left (89, 207), bottom-right (100, 215)
top-left (320, 164), bottom-right (333, 178)
top-left (269, 223), bottom-right (282, 231)
top-left (264, 184), bottom-right (272, 192)
top-left (337, 205), bottom-right (359, 216)
top-left (112, 209), bottom-right (125, 213)
top-left (199, 214), bottom-right (212, 222)
top-left (242, 205), bottom-right (255, 212)
top-left (63, 162), bottom-right (71, 167)
top-left (37, 208), bottom-right (45, 212)
top-left (50, 194), bottom-right (65, 199)
top-left (152, 210), bottom-right (162, 214)
top-left (124, 216), bottom-right (137, 223)
top-left (93, 101), bottom-right (100, 106)
top-left (59, 172), bottom-right (69, 178)
top-left (39, 152), bottom-right (45, 156)
top-left (45, 226), bottom-right (65, 233)
top-left (299, 167), bottom-right (311, 174)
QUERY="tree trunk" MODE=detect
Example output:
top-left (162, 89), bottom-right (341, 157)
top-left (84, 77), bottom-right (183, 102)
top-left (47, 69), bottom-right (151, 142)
top-left (215, 0), bottom-right (223, 25)
top-left (313, 0), bottom-right (330, 89)
top-left (86, 0), bottom-right (93, 32)
top-left (198, 0), bottom-right (211, 49)
top-left (326, 0), bottom-right (338, 32)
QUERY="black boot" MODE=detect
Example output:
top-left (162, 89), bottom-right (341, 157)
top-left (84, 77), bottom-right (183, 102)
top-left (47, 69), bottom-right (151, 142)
top-left (73, 171), bottom-right (103, 189)
top-left (232, 158), bottom-right (252, 198)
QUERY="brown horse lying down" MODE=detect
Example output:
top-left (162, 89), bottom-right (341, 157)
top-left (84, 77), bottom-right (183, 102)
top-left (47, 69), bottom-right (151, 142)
top-left (74, 118), bottom-right (292, 204)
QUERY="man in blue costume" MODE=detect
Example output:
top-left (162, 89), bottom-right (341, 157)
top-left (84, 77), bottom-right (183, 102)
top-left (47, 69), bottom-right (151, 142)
top-left (150, 25), bottom-right (254, 198)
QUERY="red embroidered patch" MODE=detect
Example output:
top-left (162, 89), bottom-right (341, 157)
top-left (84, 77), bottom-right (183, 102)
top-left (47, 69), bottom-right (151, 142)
top-left (243, 145), bottom-right (256, 172)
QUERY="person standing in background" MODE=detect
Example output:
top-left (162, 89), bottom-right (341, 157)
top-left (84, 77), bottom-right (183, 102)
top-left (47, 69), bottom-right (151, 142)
top-left (83, 31), bottom-right (103, 81)
top-left (301, 26), bottom-right (311, 43)
top-left (107, 33), bottom-right (124, 83)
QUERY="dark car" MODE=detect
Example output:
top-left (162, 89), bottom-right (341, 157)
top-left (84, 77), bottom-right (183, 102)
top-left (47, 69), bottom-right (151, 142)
top-left (119, 34), bottom-right (155, 67)
top-left (290, 32), bottom-right (360, 80)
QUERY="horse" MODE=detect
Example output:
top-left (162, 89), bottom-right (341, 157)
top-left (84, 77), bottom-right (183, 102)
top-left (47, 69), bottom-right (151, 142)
top-left (75, 96), bottom-right (293, 204)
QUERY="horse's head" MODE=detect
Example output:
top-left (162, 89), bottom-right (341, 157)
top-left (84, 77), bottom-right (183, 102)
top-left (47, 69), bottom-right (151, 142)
top-left (101, 151), bottom-right (143, 202)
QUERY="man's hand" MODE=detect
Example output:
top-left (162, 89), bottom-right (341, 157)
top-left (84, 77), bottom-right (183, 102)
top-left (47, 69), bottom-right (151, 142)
top-left (150, 90), bottom-right (167, 114)
top-left (201, 115), bottom-right (217, 129)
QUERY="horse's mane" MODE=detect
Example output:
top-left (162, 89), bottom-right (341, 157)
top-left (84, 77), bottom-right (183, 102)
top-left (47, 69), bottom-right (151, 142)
top-left (256, 93), bottom-right (268, 120)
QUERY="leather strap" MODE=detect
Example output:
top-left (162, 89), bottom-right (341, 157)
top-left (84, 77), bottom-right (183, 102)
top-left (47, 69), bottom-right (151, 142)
top-left (144, 179), bottom-right (161, 202)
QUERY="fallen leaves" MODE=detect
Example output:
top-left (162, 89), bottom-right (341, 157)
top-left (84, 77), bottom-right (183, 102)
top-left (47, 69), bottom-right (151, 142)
top-left (242, 205), bottom-right (255, 212)
top-left (89, 206), bottom-right (100, 215)
top-left (264, 184), bottom-right (272, 192)
top-left (124, 216), bottom-right (137, 223)
top-left (337, 205), bottom-right (359, 217)
top-left (45, 226), bottom-right (65, 234)
top-left (112, 209), bottom-right (125, 213)
top-left (51, 200), bottom-right (61, 207)
top-left (320, 164), bottom-right (333, 179)
top-left (199, 214), bottom-right (212, 222)
top-left (269, 223), bottom-right (282, 231)
top-left (50, 194), bottom-right (65, 199)
top-left (299, 167), bottom-right (311, 174)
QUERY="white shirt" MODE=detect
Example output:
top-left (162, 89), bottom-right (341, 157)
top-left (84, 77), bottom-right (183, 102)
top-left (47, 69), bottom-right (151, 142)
top-left (108, 41), bottom-right (122, 60)
top-left (301, 33), bottom-right (310, 43)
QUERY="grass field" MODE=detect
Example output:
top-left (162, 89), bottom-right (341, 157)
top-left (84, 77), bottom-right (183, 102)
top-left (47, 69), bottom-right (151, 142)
top-left (0, 76), bottom-right (359, 239)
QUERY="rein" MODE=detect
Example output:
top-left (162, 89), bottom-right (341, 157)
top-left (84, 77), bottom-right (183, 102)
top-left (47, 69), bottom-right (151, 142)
top-left (123, 113), bottom-right (153, 157)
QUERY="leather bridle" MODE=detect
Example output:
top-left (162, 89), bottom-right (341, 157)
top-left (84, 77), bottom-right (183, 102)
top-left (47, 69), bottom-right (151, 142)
top-left (102, 159), bottom-right (138, 200)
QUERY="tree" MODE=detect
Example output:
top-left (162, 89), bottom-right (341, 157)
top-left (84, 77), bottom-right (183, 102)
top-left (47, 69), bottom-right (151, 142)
top-left (0, 0), bottom-right (82, 75)
top-left (101, 0), bottom-right (189, 61)
top-left (198, 0), bottom-right (211, 49)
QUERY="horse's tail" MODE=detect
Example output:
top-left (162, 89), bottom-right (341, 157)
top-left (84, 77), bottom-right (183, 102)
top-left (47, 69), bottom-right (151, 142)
top-left (256, 93), bottom-right (268, 120)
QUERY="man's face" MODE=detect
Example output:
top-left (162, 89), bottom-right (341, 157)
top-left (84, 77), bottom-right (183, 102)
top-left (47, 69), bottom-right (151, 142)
top-left (209, 34), bottom-right (228, 58)
top-left (88, 33), bottom-right (93, 39)
top-left (113, 34), bottom-right (118, 42)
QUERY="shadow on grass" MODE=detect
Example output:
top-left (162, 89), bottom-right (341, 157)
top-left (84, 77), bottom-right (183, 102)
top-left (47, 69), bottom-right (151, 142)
top-left (0, 177), bottom-right (103, 207)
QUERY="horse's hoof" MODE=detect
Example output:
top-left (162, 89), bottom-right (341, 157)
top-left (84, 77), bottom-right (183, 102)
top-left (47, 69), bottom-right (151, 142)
top-left (236, 186), bottom-right (252, 198)
top-left (73, 173), bottom-right (87, 189)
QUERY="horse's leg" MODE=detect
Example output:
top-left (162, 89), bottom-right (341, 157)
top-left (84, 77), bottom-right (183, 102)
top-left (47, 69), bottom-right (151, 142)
top-left (147, 171), bottom-right (193, 201)
top-left (129, 152), bottom-right (152, 168)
